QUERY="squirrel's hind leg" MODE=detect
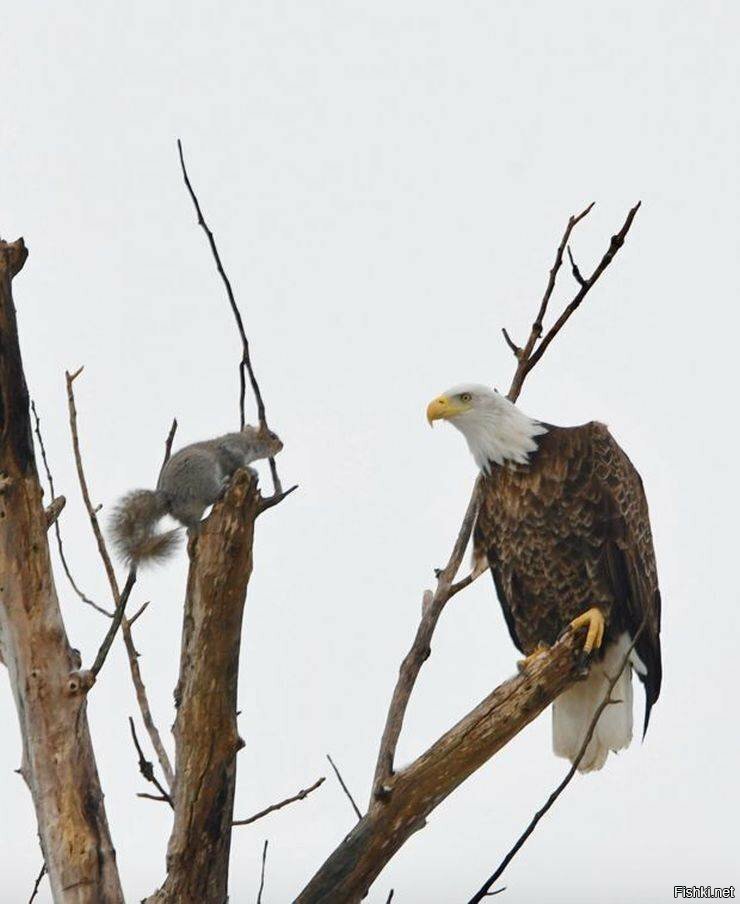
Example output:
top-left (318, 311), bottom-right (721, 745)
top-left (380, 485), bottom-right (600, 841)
top-left (169, 499), bottom-right (209, 530)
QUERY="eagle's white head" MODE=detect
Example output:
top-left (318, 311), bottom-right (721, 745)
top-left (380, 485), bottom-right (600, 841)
top-left (426, 383), bottom-right (547, 471)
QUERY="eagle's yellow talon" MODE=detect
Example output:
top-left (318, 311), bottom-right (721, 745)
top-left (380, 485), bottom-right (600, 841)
top-left (569, 607), bottom-right (606, 654)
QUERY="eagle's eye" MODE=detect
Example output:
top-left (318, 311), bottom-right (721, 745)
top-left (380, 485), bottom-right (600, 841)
top-left (460, 392), bottom-right (472, 403)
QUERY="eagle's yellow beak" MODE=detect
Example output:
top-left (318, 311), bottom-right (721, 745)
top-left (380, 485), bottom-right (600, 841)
top-left (427, 395), bottom-right (465, 426)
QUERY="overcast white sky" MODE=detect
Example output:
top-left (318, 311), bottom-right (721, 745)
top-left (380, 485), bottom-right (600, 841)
top-left (2, 2), bottom-right (738, 902)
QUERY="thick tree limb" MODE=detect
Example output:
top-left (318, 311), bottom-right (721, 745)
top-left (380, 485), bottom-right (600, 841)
top-left (297, 631), bottom-right (587, 902)
top-left (297, 203), bottom-right (641, 901)
top-left (145, 469), bottom-right (260, 903)
top-left (233, 776), bottom-right (325, 826)
top-left (0, 237), bottom-right (124, 902)
top-left (467, 620), bottom-right (647, 902)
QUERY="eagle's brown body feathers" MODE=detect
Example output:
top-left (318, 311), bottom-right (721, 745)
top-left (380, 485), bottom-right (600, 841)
top-left (473, 421), bottom-right (662, 733)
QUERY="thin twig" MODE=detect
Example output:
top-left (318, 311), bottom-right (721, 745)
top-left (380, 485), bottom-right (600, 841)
top-left (176, 139), bottom-right (282, 495)
top-left (523, 203), bottom-right (641, 378)
top-left (506, 201), bottom-right (595, 402)
top-left (90, 568), bottom-right (137, 676)
top-left (65, 368), bottom-right (121, 594)
top-left (467, 619), bottom-right (647, 904)
top-left (500, 327), bottom-right (522, 359)
top-left (326, 754), bottom-right (362, 821)
top-left (28, 863), bottom-right (46, 904)
top-left (65, 368), bottom-right (174, 787)
top-left (128, 717), bottom-right (173, 809)
top-left (162, 417), bottom-right (178, 469)
top-left (30, 399), bottom-right (112, 616)
top-left (128, 600), bottom-right (150, 627)
top-left (566, 244), bottom-right (586, 286)
top-left (257, 483), bottom-right (298, 515)
top-left (386, 891), bottom-right (395, 904)
top-left (256, 839), bottom-right (269, 904)
top-left (234, 776), bottom-right (325, 826)
top-left (120, 621), bottom-right (174, 787)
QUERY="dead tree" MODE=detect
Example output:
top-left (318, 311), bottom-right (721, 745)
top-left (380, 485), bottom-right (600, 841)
top-left (1, 184), bottom-right (640, 904)
top-left (0, 237), bottom-right (124, 903)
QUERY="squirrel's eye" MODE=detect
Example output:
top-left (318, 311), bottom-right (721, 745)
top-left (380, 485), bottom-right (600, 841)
top-left (460, 393), bottom-right (472, 403)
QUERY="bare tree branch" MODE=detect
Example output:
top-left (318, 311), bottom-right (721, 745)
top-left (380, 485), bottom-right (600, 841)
top-left (137, 792), bottom-right (170, 803)
top-left (233, 776), bottom-right (325, 826)
top-left (162, 416), bottom-right (178, 468)
top-left (28, 862), bottom-right (46, 904)
top-left (500, 327), bottom-right (522, 360)
top-left (176, 139), bottom-right (283, 495)
top-left (44, 494), bottom-right (66, 527)
top-left (89, 567), bottom-right (137, 677)
top-left (65, 367), bottom-right (121, 592)
top-left (467, 619), bottom-right (647, 903)
top-left (128, 599), bottom-right (150, 626)
top-left (297, 631), bottom-right (587, 902)
top-left (257, 481), bottom-right (299, 515)
top-left (1, 237), bottom-right (124, 901)
top-left (508, 202), bottom-right (641, 402)
top-left (129, 717), bottom-right (173, 809)
top-left (327, 754), bottom-right (363, 821)
top-left (371, 482), bottom-right (482, 797)
top-left (566, 244), bottom-right (585, 286)
top-left (505, 201), bottom-right (595, 401)
top-left (256, 840), bottom-right (269, 904)
top-left (65, 367), bottom-right (174, 786)
top-left (145, 470), bottom-right (260, 903)
top-left (30, 398), bottom-right (113, 616)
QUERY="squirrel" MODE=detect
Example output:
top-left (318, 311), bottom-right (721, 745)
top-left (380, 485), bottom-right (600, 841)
top-left (110, 425), bottom-right (283, 565)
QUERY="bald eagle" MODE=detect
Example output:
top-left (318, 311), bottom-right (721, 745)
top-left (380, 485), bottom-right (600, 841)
top-left (427, 384), bottom-right (661, 772)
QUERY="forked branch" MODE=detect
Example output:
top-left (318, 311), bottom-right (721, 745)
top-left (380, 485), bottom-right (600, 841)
top-left (176, 139), bottom-right (283, 495)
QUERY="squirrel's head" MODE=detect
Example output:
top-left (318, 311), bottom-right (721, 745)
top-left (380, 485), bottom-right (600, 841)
top-left (244, 424), bottom-right (284, 457)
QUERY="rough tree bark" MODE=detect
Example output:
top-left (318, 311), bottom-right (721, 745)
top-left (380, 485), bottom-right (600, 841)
top-left (146, 469), bottom-right (260, 904)
top-left (0, 238), bottom-right (124, 903)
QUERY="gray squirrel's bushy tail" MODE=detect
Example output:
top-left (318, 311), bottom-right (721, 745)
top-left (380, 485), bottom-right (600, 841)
top-left (109, 489), bottom-right (181, 566)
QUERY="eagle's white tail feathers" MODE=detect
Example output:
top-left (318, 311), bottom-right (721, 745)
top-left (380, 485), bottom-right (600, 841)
top-left (552, 633), bottom-right (634, 773)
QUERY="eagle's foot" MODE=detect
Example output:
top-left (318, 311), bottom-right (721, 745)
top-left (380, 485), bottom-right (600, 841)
top-left (569, 607), bottom-right (606, 655)
top-left (517, 642), bottom-right (550, 673)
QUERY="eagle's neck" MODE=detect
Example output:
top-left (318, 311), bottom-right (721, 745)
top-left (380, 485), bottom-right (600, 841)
top-left (457, 399), bottom-right (548, 471)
